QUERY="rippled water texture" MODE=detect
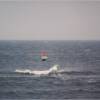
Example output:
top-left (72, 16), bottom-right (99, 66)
top-left (0, 40), bottom-right (100, 99)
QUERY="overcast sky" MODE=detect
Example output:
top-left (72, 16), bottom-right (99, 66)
top-left (0, 0), bottom-right (100, 40)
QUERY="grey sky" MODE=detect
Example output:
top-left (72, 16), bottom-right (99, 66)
top-left (0, 0), bottom-right (100, 40)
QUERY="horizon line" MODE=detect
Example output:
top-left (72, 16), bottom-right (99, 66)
top-left (0, 39), bottom-right (100, 41)
top-left (0, 0), bottom-right (100, 2)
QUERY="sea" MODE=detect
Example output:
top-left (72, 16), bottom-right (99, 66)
top-left (0, 40), bottom-right (100, 100)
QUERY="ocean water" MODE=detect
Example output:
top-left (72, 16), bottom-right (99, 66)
top-left (0, 40), bottom-right (100, 99)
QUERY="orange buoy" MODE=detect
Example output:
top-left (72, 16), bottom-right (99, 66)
top-left (40, 51), bottom-right (48, 61)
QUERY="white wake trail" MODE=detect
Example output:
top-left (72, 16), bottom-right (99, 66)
top-left (15, 64), bottom-right (60, 76)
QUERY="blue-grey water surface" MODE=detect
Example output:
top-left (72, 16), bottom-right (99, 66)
top-left (0, 40), bottom-right (100, 99)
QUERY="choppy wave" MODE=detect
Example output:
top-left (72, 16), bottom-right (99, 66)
top-left (15, 64), bottom-right (59, 76)
top-left (1, 68), bottom-right (100, 76)
top-left (14, 69), bottom-right (99, 76)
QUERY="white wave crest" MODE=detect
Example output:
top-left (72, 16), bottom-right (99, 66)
top-left (15, 64), bottom-right (60, 76)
